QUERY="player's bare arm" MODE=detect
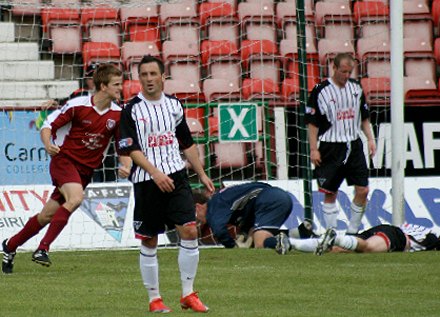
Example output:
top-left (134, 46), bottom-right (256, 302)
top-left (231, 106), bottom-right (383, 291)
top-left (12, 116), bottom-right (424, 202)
top-left (117, 155), bottom-right (132, 179)
top-left (129, 150), bottom-right (175, 192)
top-left (307, 123), bottom-right (321, 166)
top-left (362, 119), bottom-right (376, 157)
top-left (183, 144), bottom-right (215, 194)
top-left (40, 127), bottom-right (60, 156)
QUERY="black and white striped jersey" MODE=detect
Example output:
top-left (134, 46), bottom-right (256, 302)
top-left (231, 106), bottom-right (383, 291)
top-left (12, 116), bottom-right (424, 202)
top-left (305, 78), bottom-right (370, 143)
top-left (119, 92), bottom-right (194, 183)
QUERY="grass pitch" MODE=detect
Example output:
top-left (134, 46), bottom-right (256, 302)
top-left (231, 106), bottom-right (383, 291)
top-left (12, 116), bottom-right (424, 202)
top-left (1, 248), bottom-right (439, 317)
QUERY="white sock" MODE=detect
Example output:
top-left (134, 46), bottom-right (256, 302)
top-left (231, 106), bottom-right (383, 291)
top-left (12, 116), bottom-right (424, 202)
top-left (334, 233), bottom-right (358, 251)
top-left (179, 239), bottom-right (199, 297)
top-left (347, 202), bottom-right (365, 234)
top-left (139, 245), bottom-right (160, 302)
top-left (322, 203), bottom-right (339, 229)
top-left (289, 237), bottom-right (319, 253)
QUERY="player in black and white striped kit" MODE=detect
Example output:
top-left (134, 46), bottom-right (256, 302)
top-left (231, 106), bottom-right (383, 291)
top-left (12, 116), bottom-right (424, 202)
top-left (305, 53), bottom-right (376, 234)
top-left (119, 55), bottom-right (214, 313)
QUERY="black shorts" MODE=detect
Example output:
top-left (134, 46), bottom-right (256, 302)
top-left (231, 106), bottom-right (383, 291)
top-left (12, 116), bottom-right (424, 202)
top-left (314, 138), bottom-right (369, 193)
top-left (132, 169), bottom-right (195, 239)
top-left (356, 225), bottom-right (407, 252)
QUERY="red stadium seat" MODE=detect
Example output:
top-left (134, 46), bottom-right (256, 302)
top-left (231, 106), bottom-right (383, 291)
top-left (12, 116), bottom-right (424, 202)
top-left (364, 59), bottom-right (391, 78)
top-left (203, 79), bottom-right (241, 102)
top-left (122, 80), bottom-right (140, 102)
top-left (276, 0), bottom-right (314, 29)
top-left (353, 1), bottom-right (389, 25)
top-left (120, 5), bottom-right (159, 47)
top-left (360, 77), bottom-right (391, 104)
top-left (11, 0), bottom-right (41, 16)
top-left (404, 20), bottom-right (433, 45)
top-left (282, 77), bottom-right (300, 101)
top-left (433, 0), bottom-right (440, 29)
top-left (168, 63), bottom-right (201, 83)
top-left (209, 60), bottom-right (241, 80)
top-left (404, 38), bottom-right (434, 59)
top-left (249, 60), bottom-right (280, 83)
top-left (160, 0), bottom-right (199, 26)
top-left (41, 7), bottom-right (81, 53)
top-left (127, 24), bottom-right (161, 49)
top-left (403, 0), bottom-right (431, 20)
top-left (242, 78), bottom-right (280, 100)
top-left (404, 77), bottom-right (440, 102)
top-left (238, 1), bottom-right (276, 42)
top-left (357, 37), bottom-right (390, 65)
top-left (164, 79), bottom-right (204, 102)
top-left (199, 2), bottom-right (236, 26)
top-left (240, 40), bottom-right (278, 69)
top-left (81, 7), bottom-right (121, 47)
top-left (434, 38), bottom-right (440, 65)
top-left (120, 4), bottom-right (158, 32)
top-left (315, 1), bottom-right (352, 26)
top-left (82, 42), bottom-right (121, 69)
top-left (185, 107), bottom-right (205, 129)
top-left (213, 143), bottom-right (248, 168)
top-left (162, 40), bottom-right (199, 63)
top-left (200, 40), bottom-right (239, 65)
top-left (405, 58), bottom-right (436, 81)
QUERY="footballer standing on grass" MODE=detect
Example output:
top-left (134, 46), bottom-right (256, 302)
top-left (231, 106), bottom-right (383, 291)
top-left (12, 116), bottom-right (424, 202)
top-left (119, 55), bottom-right (214, 313)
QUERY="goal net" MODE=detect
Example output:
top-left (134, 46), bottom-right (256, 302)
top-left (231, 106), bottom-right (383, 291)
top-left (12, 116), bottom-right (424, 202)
top-left (1, 0), bottom-right (434, 249)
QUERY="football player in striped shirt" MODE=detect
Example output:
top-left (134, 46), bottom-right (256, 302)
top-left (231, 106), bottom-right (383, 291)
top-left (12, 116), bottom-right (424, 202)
top-left (276, 223), bottom-right (440, 255)
top-left (305, 53), bottom-right (376, 235)
top-left (119, 55), bottom-right (215, 313)
top-left (2, 64), bottom-right (131, 273)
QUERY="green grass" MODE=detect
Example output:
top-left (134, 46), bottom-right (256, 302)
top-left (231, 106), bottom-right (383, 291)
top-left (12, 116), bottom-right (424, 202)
top-left (1, 248), bottom-right (440, 317)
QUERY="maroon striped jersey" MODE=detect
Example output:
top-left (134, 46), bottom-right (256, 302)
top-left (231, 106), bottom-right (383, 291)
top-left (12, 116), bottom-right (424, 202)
top-left (42, 94), bottom-right (122, 169)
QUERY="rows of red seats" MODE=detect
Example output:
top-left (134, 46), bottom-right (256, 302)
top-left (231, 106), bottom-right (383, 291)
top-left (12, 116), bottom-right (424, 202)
top-left (8, 0), bottom-right (440, 105)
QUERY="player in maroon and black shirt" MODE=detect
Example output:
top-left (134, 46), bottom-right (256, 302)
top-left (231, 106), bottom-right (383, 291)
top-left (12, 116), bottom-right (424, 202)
top-left (2, 64), bottom-right (131, 273)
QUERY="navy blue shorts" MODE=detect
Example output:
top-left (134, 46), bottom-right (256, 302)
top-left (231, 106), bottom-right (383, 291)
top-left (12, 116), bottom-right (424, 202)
top-left (251, 187), bottom-right (292, 234)
top-left (132, 169), bottom-right (195, 239)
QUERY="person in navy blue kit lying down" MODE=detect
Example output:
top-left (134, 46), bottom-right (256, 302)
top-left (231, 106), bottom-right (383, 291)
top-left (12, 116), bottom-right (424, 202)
top-left (193, 182), bottom-right (315, 249)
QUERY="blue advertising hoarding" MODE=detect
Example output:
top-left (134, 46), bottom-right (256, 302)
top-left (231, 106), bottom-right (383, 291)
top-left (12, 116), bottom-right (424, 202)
top-left (0, 111), bottom-right (51, 185)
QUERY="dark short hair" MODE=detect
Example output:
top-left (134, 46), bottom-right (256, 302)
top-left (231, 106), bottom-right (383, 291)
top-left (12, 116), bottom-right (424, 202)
top-left (137, 55), bottom-right (165, 75)
top-left (192, 190), bottom-right (210, 205)
top-left (333, 53), bottom-right (355, 68)
top-left (93, 64), bottom-right (122, 91)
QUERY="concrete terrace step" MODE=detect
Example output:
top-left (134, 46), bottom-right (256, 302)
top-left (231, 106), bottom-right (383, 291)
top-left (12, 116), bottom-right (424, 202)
top-left (0, 99), bottom-right (51, 109)
top-left (0, 23), bottom-right (14, 43)
top-left (0, 80), bottom-right (79, 100)
top-left (0, 61), bottom-right (55, 80)
top-left (0, 42), bottom-right (40, 61)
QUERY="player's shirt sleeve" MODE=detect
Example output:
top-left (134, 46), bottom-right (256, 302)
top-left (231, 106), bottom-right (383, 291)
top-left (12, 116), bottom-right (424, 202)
top-left (206, 197), bottom-right (236, 248)
top-left (118, 102), bottom-right (142, 154)
top-left (46, 103), bottom-right (75, 134)
top-left (176, 114), bottom-right (194, 150)
top-left (304, 83), bottom-right (331, 136)
top-left (359, 89), bottom-right (370, 121)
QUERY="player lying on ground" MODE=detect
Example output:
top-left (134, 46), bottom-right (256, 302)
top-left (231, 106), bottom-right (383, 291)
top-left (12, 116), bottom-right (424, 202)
top-left (275, 224), bottom-right (440, 255)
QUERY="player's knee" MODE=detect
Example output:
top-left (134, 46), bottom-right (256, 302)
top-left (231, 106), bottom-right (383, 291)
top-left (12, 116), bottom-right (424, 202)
top-left (356, 186), bottom-right (369, 199)
top-left (178, 223), bottom-right (198, 240)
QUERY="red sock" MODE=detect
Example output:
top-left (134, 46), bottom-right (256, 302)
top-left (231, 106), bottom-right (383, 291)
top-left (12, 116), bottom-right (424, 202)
top-left (38, 206), bottom-right (71, 251)
top-left (7, 215), bottom-right (44, 252)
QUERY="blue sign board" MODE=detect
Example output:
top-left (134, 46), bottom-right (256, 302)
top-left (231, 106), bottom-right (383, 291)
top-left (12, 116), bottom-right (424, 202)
top-left (0, 111), bottom-right (51, 185)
